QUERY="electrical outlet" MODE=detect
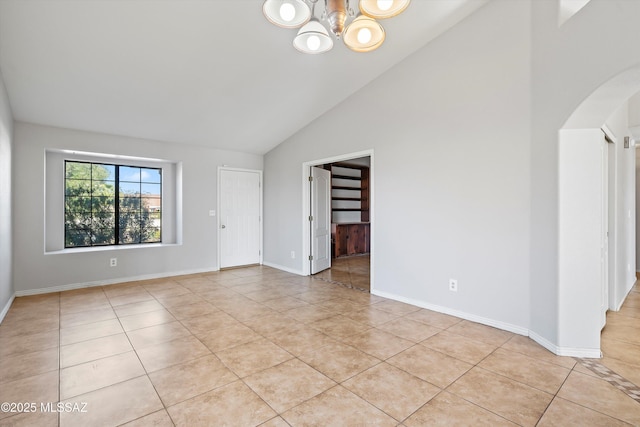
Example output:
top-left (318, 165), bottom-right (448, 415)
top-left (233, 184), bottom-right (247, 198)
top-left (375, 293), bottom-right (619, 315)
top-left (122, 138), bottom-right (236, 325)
top-left (291, 251), bottom-right (296, 259)
top-left (449, 278), bottom-right (458, 292)
top-left (110, 258), bottom-right (117, 267)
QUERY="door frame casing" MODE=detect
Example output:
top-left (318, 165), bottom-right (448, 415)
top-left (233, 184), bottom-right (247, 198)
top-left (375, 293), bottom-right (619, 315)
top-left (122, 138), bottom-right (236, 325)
top-left (602, 125), bottom-right (617, 311)
top-left (301, 149), bottom-right (374, 287)
top-left (217, 166), bottom-right (263, 270)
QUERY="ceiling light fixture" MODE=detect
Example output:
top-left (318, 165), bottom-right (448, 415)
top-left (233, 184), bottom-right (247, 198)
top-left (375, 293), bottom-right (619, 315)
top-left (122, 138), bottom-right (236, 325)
top-left (263, 0), bottom-right (410, 54)
top-left (263, 0), bottom-right (312, 28)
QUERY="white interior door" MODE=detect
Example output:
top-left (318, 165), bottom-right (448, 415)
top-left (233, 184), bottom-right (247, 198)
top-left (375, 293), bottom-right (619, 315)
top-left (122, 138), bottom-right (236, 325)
top-left (220, 169), bottom-right (261, 269)
top-left (310, 166), bottom-right (331, 274)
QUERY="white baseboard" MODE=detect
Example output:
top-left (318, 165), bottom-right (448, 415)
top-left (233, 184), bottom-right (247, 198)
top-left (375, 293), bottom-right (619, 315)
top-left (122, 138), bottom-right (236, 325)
top-left (627, 277), bottom-right (637, 297)
top-left (9, 264), bottom-right (606, 358)
top-left (262, 261), bottom-right (304, 276)
top-left (371, 289), bottom-right (602, 358)
top-left (615, 291), bottom-right (628, 312)
top-left (0, 293), bottom-right (16, 324)
top-left (14, 267), bottom-right (217, 297)
top-left (529, 330), bottom-right (601, 358)
top-left (613, 277), bottom-right (638, 311)
top-left (13, 262), bottom-right (304, 298)
top-left (371, 289), bottom-right (528, 336)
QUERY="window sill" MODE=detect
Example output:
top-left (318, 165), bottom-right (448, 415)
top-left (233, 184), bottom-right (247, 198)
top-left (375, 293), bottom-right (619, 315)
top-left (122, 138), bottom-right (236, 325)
top-left (45, 242), bottom-right (181, 255)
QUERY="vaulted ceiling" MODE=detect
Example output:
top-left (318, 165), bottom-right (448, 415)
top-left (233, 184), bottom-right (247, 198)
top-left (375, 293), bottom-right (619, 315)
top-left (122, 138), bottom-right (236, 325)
top-left (0, 0), bottom-right (487, 154)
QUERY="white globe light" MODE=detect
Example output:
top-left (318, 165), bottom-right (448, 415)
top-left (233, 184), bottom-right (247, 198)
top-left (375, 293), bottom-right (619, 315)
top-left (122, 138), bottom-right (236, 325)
top-left (306, 35), bottom-right (321, 51)
top-left (279, 2), bottom-right (296, 21)
top-left (376, 0), bottom-right (393, 11)
top-left (357, 27), bottom-right (372, 44)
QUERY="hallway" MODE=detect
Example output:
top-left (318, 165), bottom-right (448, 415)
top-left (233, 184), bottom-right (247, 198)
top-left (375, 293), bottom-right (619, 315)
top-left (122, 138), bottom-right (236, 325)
top-left (597, 282), bottom-right (640, 398)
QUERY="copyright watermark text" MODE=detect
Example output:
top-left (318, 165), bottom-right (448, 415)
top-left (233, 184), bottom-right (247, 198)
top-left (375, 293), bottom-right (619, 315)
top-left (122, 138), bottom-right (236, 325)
top-left (1, 402), bottom-right (88, 413)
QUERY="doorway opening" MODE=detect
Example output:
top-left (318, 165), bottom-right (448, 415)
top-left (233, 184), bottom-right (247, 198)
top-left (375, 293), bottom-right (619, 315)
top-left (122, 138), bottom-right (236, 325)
top-left (555, 68), bottom-right (640, 356)
top-left (302, 150), bottom-right (373, 293)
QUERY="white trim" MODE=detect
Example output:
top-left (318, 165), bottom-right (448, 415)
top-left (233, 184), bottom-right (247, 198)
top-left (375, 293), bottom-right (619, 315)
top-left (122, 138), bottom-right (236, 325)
top-left (614, 278), bottom-right (638, 311)
top-left (0, 293), bottom-right (16, 324)
top-left (217, 167), bottom-right (264, 270)
top-left (372, 289), bottom-right (603, 358)
top-left (46, 150), bottom-right (181, 251)
top-left (602, 124), bottom-right (618, 311)
top-left (601, 124), bottom-right (616, 142)
top-left (45, 243), bottom-right (181, 255)
top-left (48, 148), bottom-right (173, 163)
top-left (13, 268), bottom-right (217, 297)
top-left (262, 261), bottom-right (305, 276)
top-left (301, 150), bottom-right (374, 286)
top-left (529, 331), bottom-right (601, 358)
top-left (371, 289), bottom-right (529, 336)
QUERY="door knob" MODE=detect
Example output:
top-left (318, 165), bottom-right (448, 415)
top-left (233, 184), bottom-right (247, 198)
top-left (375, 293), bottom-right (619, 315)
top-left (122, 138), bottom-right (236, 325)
top-left (221, 225), bottom-right (226, 229)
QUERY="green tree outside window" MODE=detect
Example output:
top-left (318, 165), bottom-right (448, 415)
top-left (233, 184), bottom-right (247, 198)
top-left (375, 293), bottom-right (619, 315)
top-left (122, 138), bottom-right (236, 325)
top-left (65, 161), bottom-right (162, 247)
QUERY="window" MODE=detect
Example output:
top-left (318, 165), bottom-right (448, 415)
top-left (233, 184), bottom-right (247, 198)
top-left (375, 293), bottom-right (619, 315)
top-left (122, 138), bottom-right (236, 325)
top-left (64, 161), bottom-right (162, 248)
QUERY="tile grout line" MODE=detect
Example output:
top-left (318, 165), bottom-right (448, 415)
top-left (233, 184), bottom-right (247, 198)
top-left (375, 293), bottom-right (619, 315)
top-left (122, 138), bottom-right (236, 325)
top-left (576, 357), bottom-right (640, 404)
top-left (13, 271), bottom-right (635, 426)
top-left (196, 272), bottom-right (389, 423)
top-left (106, 284), bottom-right (176, 427)
top-left (433, 334), bottom-right (523, 427)
top-left (311, 275), bottom-right (369, 293)
top-left (533, 359), bottom-right (577, 427)
top-left (182, 274), bottom-right (336, 425)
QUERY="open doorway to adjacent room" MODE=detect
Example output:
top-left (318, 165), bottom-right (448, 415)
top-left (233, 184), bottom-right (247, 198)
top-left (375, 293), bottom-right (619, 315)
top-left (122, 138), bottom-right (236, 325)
top-left (557, 70), bottom-right (640, 356)
top-left (302, 151), bottom-right (372, 293)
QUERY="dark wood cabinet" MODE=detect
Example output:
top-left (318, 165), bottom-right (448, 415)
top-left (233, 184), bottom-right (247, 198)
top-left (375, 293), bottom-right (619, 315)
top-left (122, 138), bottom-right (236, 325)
top-left (333, 223), bottom-right (370, 257)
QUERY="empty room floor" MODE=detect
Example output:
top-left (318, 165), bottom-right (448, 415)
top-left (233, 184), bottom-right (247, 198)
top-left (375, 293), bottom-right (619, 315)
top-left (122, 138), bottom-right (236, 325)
top-left (1, 266), bottom-right (639, 426)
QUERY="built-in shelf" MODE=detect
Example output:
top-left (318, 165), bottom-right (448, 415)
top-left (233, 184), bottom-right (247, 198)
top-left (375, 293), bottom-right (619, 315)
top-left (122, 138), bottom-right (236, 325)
top-left (332, 185), bottom-right (361, 191)
top-left (332, 197), bottom-right (361, 201)
top-left (324, 161), bottom-right (370, 258)
top-left (332, 174), bottom-right (361, 180)
top-left (324, 162), bottom-right (369, 223)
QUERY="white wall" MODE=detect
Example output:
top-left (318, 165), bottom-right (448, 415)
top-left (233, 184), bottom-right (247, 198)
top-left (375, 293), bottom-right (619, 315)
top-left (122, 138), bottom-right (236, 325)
top-left (636, 153), bottom-right (640, 271)
top-left (557, 129), bottom-right (606, 353)
top-left (531, 0), bottom-right (640, 352)
top-left (0, 71), bottom-right (14, 320)
top-left (12, 122), bottom-right (262, 294)
top-left (603, 103), bottom-right (636, 309)
top-left (630, 92), bottom-right (640, 272)
top-left (265, 0), bottom-right (532, 332)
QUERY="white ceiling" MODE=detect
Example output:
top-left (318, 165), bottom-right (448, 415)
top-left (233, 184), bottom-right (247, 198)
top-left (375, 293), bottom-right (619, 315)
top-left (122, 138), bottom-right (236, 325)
top-left (0, 0), bottom-right (487, 154)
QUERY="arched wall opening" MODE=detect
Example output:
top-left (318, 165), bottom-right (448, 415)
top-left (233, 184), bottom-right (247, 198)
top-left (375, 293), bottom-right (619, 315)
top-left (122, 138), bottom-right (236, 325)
top-left (557, 66), bottom-right (640, 356)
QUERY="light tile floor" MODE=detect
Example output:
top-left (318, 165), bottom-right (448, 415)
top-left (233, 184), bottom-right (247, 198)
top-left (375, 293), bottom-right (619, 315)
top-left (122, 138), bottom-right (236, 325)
top-left (0, 266), bottom-right (639, 426)
top-left (313, 255), bottom-right (370, 292)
